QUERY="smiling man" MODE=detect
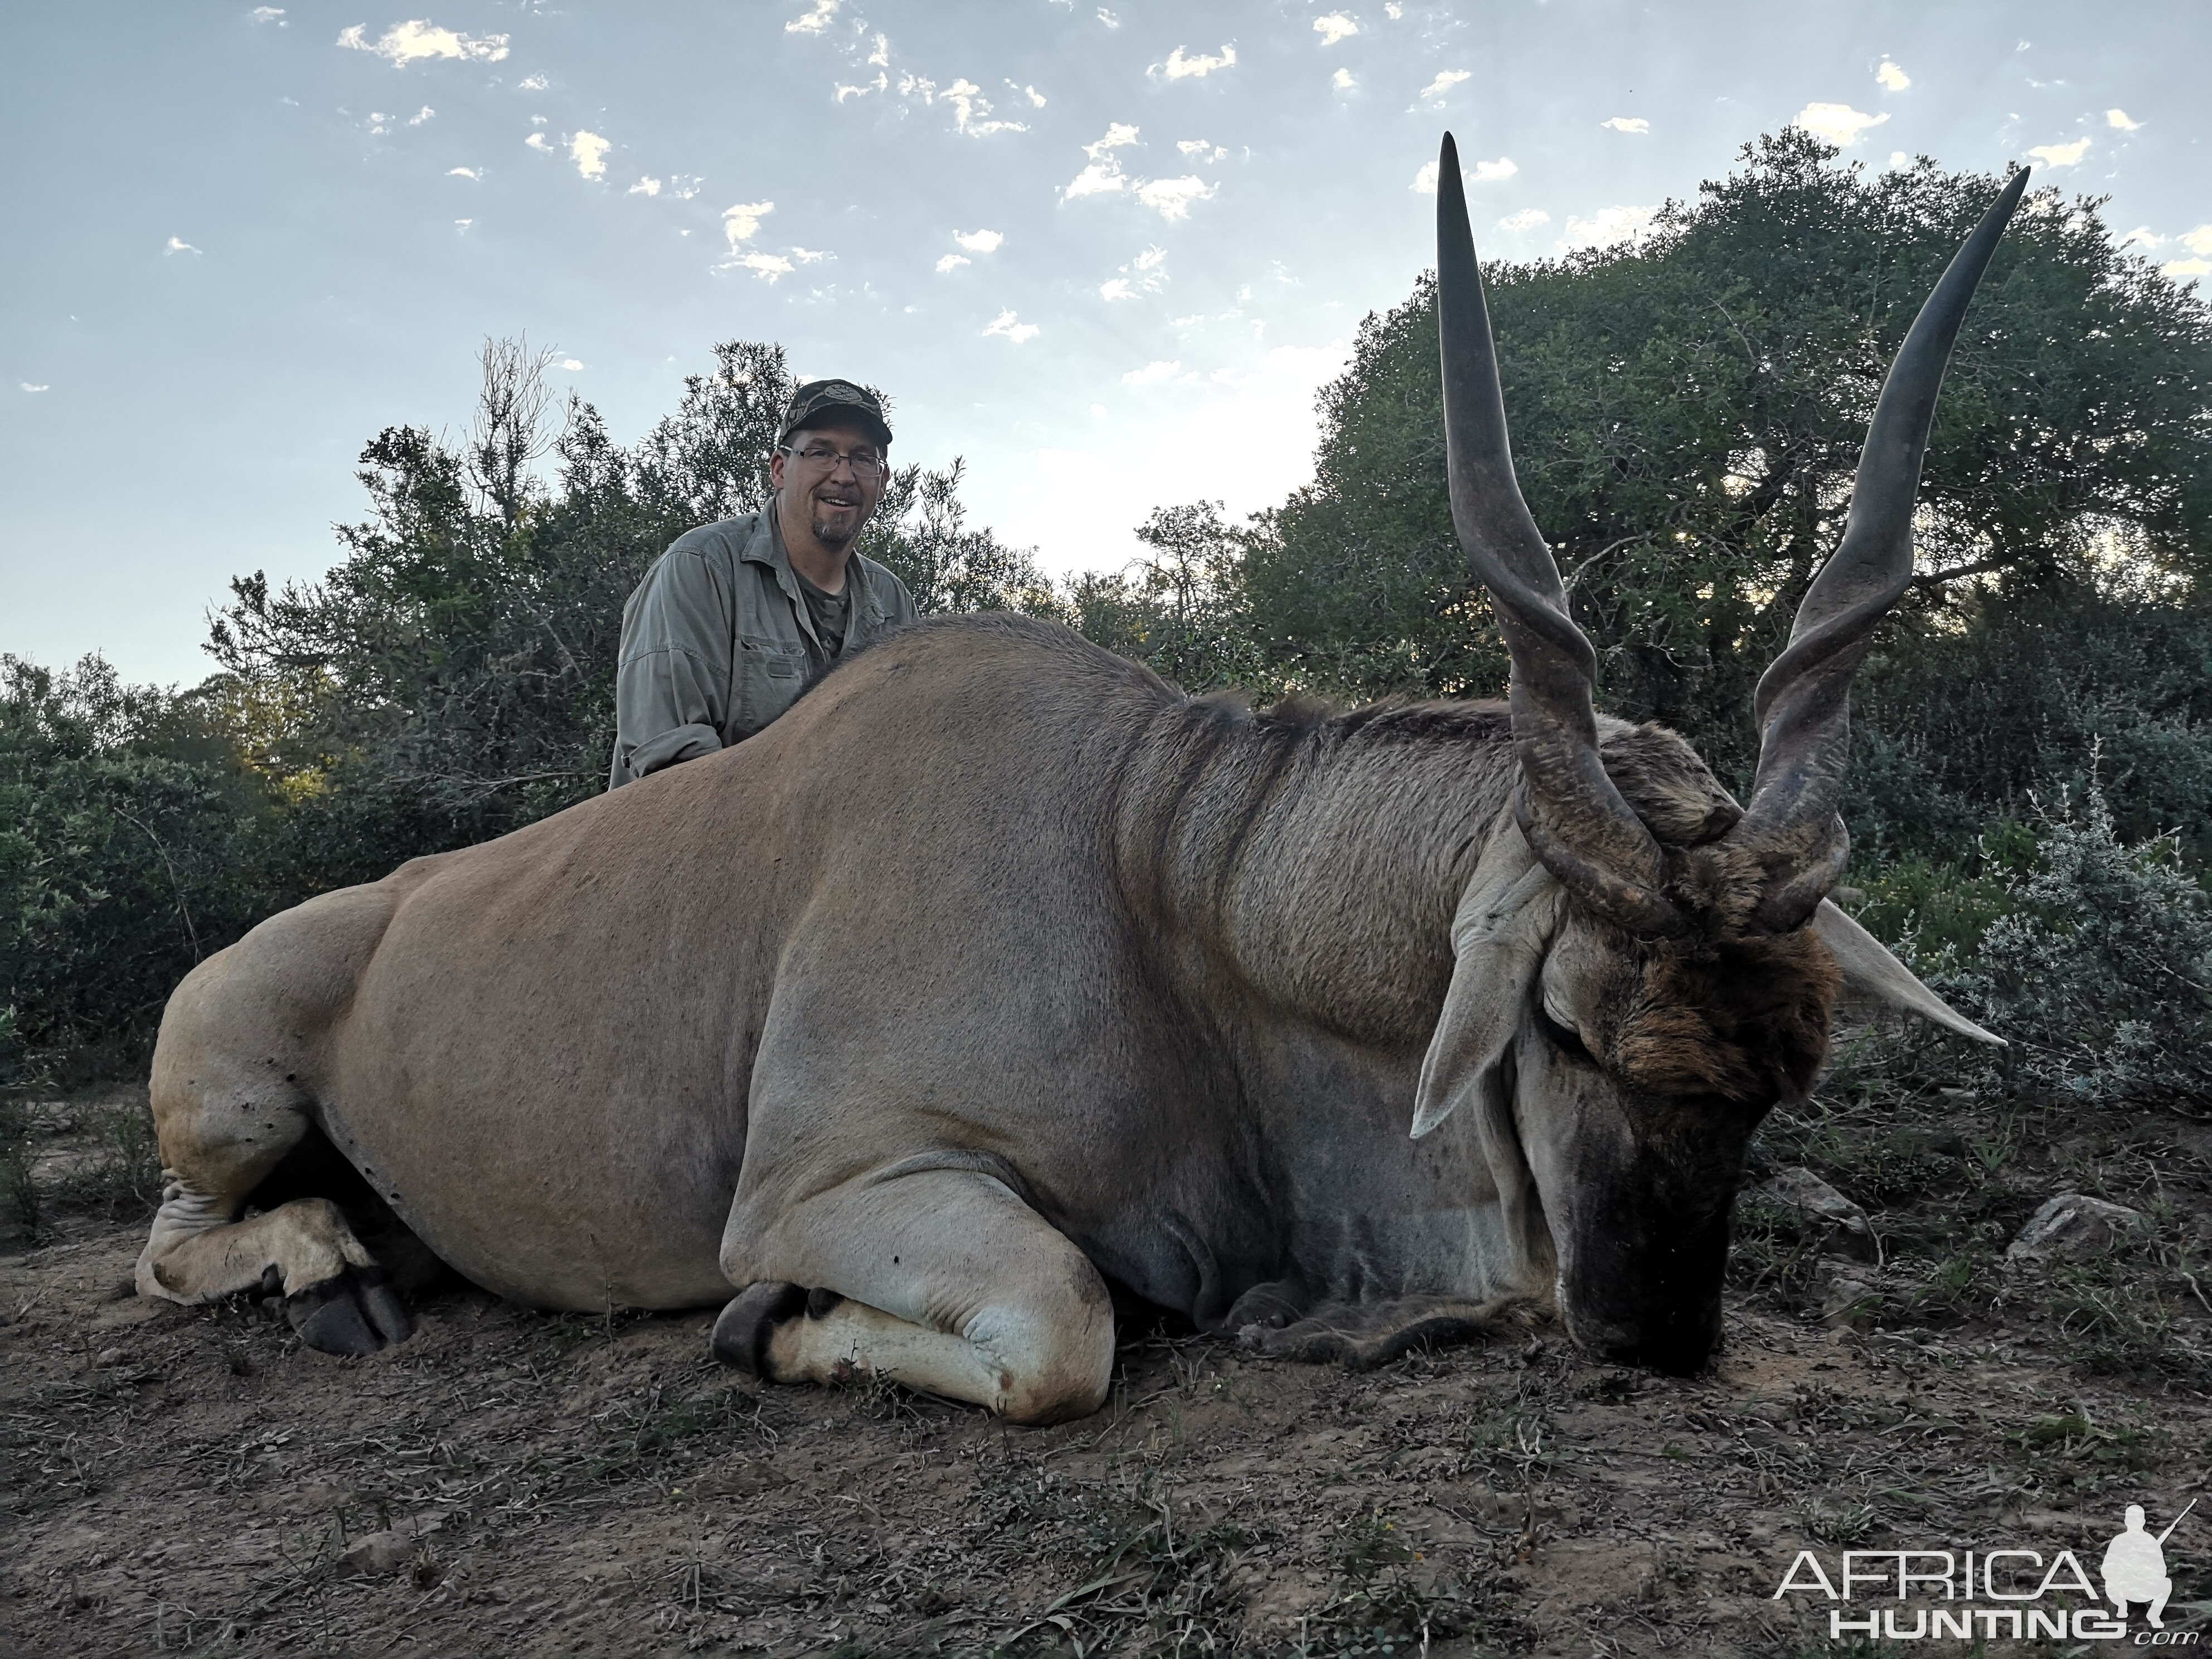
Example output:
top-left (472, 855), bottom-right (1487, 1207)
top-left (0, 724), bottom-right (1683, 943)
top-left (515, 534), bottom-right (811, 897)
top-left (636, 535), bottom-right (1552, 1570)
top-left (607, 380), bottom-right (920, 787)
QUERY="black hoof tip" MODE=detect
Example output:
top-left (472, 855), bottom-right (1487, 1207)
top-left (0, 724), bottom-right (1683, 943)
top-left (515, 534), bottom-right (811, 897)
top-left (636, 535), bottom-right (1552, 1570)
top-left (712, 1282), bottom-right (807, 1377)
top-left (285, 1267), bottom-right (412, 1357)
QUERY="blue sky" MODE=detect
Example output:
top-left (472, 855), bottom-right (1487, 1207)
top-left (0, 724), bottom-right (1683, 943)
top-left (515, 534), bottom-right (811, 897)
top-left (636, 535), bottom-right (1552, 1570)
top-left (4, 1), bottom-right (2207, 686)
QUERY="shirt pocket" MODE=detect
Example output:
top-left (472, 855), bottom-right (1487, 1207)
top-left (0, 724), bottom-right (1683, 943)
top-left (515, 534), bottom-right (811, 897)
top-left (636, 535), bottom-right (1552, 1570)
top-left (739, 632), bottom-right (805, 678)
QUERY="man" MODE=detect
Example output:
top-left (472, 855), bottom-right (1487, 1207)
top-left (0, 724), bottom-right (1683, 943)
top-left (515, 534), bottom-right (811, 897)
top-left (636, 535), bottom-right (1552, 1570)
top-left (2102, 1503), bottom-right (2179, 1628)
top-left (607, 379), bottom-right (920, 787)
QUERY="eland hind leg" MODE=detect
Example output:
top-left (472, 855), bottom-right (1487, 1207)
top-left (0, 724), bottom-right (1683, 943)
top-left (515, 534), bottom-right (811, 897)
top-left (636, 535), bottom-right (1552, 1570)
top-left (712, 1164), bottom-right (1115, 1425)
top-left (137, 887), bottom-right (413, 1356)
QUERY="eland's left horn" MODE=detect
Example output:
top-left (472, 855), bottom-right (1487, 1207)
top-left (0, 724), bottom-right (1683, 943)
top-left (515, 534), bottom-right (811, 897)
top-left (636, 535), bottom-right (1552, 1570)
top-left (1724, 168), bottom-right (2029, 933)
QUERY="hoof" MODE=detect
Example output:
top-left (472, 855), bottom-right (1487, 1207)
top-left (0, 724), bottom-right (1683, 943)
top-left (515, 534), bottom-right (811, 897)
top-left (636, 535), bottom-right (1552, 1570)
top-left (286, 1268), bottom-right (411, 1357)
top-left (711, 1282), bottom-right (807, 1377)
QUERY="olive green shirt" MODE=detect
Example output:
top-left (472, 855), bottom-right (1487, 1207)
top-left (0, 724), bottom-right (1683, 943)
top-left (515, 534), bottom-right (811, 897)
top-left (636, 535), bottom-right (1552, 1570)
top-left (607, 507), bottom-right (918, 788)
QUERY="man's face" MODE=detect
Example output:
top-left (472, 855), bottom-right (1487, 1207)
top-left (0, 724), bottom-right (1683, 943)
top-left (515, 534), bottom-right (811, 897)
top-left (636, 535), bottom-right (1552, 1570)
top-left (770, 418), bottom-right (888, 553)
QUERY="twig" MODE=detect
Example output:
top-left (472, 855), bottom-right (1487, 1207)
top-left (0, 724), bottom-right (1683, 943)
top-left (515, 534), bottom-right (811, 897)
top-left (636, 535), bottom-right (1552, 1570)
top-left (110, 807), bottom-right (201, 962)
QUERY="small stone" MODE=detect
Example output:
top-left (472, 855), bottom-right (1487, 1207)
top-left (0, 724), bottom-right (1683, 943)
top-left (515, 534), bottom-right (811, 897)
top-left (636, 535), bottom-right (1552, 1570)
top-left (1822, 1277), bottom-right (1879, 1323)
top-left (1755, 1167), bottom-right (1870, 1232)
top-left (2006, 1194), bottom-right (2148, 1263)
top-left (93, 1347), bottom-right (128, 1368)
top-left (332, 1514), bottom-right (444, 1578)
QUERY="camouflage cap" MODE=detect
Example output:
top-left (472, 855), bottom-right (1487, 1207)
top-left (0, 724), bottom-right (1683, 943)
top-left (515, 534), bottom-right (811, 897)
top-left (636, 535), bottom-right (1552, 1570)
top-left (779, 379), bottom-right (892, 450)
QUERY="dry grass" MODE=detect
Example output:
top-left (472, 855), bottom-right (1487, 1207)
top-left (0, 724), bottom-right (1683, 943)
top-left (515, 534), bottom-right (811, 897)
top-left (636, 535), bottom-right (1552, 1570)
top-left (2, 1081), bottom-right (2208, 1657)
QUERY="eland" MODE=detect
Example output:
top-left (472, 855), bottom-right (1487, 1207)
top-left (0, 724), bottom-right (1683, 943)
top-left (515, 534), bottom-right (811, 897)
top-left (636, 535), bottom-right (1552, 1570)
top-left (135, 137), bottom-right (2017, 1422)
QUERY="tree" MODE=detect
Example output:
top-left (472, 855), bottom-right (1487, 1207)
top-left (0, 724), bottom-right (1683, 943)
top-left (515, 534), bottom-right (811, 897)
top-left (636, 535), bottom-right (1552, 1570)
top-left (1246, 130), bottom-right (2212, 787)
top-left (206, 338), bottom-right (1053, 857)
top-left (1068, 501), bottom-right (1266, 693)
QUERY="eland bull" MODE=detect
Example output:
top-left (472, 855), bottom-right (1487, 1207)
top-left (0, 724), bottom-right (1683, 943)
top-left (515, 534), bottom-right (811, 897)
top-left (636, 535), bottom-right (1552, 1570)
top-left (136, 139), bottom-right (2017, 1422)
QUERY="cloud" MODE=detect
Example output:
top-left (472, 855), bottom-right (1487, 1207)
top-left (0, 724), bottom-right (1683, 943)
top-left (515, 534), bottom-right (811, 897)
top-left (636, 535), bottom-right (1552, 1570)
top-left (668, 175), bottom-right (702, 200)
top-left (1065, 163), bottom-right (1126, 199)
top-left (1016, 83), bottom-right (1046, 106)
top-left (1497, 208), bottom-right (1550, 231)
top-left (1600, 115), bottom-right (1650, 134)
top-left (1415, 69), bottom-right (1469, 102)
top-left (1096, 8), bottom-right (1119, 26)
top-left (1559, 204), bottom-right (1655, 250)
top-left (943, 77), bottom-right (1025, 136)
top-left (407, 104), bottom-right (433, 124)
top-left (2026, 137), bottom-right (2090, 167)
top-left (784, 0), bottom-right (838, 33)
top-left (1177, 138), bottom-right (1227, 162)
top-left (1135, 175), bottom-right (1215, 220)
top-left (630, 176), bottom-right (662, 196)
top-left (1886, 149), bottom-right (1912, 170)
top-left (1312, 13), bottom-right (1357, 46)
top-left (164, 235), bottom-right (201, 255)
top-left (1100, 277), bottom-right (1133, 300)
top-left (1156, 44), bottom-right (1234, 79)
top-left (1086, 122), bottom-right (1139, 158)
top-left (2107, 108), bottom-right (2143, 131)
top-left (835, 73), bottom-right (887, 101)
top-left (731, 252), bottom-right (796, 281)
top-left (1133, 246), bottom-right (1166, 271)
top-left (2116, 225), bottom-right (2164, 249)
top-left (21, 381), bottom-right (50, 392)
top-left (1412, 156), bottom-right (1515, 193)
top-left (1385, 1), bottom-right (1402, 13)
top-left (1122, 360), bottom-right (1181, 385)
top-left (557, 358), bottom-right (584, 371)
top-left (953, 228), bottom-right (1004, 253)
top-left (1332, 67), bottom-right (1355, 90)
top-left (1064, 123), bottom-right (1139, 200)
top-left (984, 309), bottom-right (1040, 343)
top-left (337, 20), bottom-right (510, 66)
top-left (937, 254), bottom-right (970, 273)
top-left (250, 6), bottom-right (285, 23)
top-left (454, 218), bottom-right (471, 230)
top-left (722, 201), bottom-right (775, 245)
top-left (448, 165), bottom-right (479, 178)
top-left (524, 130), bottom-right (550, 151)
top-left (517, 72), bottom-right (547, 90)
top-left (869, 33), bottom-right (889, 66)
top-left (790, 248), bottom-right (827, 264)
top-left (1875, 59), bottom-right (1910, 91)
top-left (570, 131), bottom-right (610, 178)
top-left (2165, 259), bottom-right (2211, 279)
top-left (1793, 103), bottom-right (1888, 145)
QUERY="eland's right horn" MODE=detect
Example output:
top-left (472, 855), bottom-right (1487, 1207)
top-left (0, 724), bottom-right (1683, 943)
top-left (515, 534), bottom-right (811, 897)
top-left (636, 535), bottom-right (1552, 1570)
top-left (1435, 131), bottom-right (1684, 935)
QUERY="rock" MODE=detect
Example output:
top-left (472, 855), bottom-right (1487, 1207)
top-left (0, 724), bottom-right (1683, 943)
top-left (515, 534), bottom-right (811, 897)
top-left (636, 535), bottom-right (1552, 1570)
top-left (93, 1347), bottom-right (128, 1368)
top-left (1752, 1167), bottom-right (1876, 1260)
top-left (332, 1514), bottom-right (444, 1577)
top-left (1820, 1273), bottom-right (1883, 1329)
top-left (2006, 1194), bottom-right (2148, 1263)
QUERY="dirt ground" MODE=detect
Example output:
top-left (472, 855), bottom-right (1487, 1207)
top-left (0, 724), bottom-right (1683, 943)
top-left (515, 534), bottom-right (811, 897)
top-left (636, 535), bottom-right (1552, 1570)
top-left (3, 1083), bottom-right (2209, 1658)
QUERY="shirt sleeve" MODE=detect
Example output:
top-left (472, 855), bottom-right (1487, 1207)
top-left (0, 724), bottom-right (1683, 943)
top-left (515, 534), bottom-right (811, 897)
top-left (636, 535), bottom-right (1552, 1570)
top-left (609, 546), bottom-right (734, 787)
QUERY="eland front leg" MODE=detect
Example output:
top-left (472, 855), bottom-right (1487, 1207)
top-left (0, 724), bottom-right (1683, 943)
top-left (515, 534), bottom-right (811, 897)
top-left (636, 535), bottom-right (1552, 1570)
top-left (711, 1164), bottom-right (1115, 1424)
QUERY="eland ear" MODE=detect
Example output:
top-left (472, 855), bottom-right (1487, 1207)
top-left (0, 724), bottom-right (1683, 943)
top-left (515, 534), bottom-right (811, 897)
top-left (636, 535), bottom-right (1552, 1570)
top-left (1812, 899), bottom-right (2004, 1047)
top-left (1414, 857), bottom-right (1561, 1137)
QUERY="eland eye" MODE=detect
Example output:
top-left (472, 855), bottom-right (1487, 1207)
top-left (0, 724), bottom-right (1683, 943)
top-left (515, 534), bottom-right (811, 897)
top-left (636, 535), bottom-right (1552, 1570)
top-left (1536, 1002), bottom-right (1594, 1065)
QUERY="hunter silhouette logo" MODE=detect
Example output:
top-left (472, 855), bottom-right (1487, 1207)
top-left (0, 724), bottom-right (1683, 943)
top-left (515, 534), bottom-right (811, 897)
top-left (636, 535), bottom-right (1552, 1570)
top-left (1773, 1500), bottom-right (2198, 1643)
top-left (2104, 1501), bottom-right (2191, 1630)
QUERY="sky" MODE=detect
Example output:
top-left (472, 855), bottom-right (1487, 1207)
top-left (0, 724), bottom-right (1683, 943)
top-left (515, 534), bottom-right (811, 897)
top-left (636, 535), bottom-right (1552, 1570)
top-left (4, 1), bottom-right (2208, 687)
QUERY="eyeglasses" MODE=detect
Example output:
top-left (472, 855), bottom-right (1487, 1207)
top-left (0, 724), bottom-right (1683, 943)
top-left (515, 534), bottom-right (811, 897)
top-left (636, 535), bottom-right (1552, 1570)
top-left (779, 443), bottom-right (887, 481)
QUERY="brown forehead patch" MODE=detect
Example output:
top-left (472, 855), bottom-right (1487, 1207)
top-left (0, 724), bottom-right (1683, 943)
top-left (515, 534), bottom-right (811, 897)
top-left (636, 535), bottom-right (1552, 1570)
top-left (1601, 926), bottom-right (1841, 1103)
